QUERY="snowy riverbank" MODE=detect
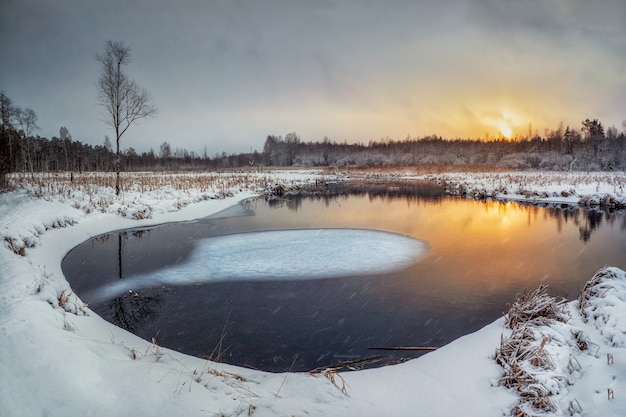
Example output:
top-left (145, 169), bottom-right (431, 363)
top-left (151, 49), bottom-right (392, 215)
top-left (1, 169), bottom-right (625, 416)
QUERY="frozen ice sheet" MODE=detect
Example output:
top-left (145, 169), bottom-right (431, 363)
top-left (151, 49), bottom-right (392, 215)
top-left (84, 228), bottom-right (427, 302)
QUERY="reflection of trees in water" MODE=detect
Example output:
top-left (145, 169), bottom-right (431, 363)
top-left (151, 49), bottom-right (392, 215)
top-left (544, 205), bottom-right (626, 243)
top-left (116, 229), bottom-right (153, 279)
top-left (329, 180), bottom-right (446, 202)
top-left (241, 198), bottom-right (258, 211)
top-left (364, 181), bottom-right (446, 201)
top-left (576, 209), bottom-right (626, 242)
top-left (90, 228), bottom-right (152, 251)
top-left (91, 233), bottom-right (113, 250)
top-left (129, 229), bottom-right (151, 239)
top-left (266, 197), bottom-right (305, 211)
top-left (110, 289), bottom-right (166, 332)
top-left (266, 181), bottom-right (446, 212)
top-left (606, 210), bottom-right (626, 232)
top-left (264, 185), bottom-right (624, 243)
top-left (118, 228), bottom-right (152, 247)
top-left (514, 201), bottom-right (626, 243)
top-left (111, 227), bottom-right (163, 332)
top-left (544, 206), bottom-right (581, 235)
top-left (577, 210), bottom-right (604, 242)
top-left (561, 208), bottom-right (618, 243)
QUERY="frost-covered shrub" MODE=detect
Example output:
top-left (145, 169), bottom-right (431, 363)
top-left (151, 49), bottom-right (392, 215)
top-left (334, 155), bottom-right (357, 167)
top-left (294, 152), bottom-right (326, 166)
top-left (539, 152), bottom-right (573, 171)
top-left (363, 152), bottom-right (389, 166)
top-left (499, 153), bottom-right (531, 169)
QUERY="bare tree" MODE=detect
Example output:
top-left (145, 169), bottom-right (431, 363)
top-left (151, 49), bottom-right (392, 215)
top-left (59, 126), bottom-right (72, 172)
top-left (97, 40), bottom-right (156, 195)
top-left (16, 107), bottom-right (39, 174)
top-left (0, 91), bottom-right (17, 188)
top-left (159, 141), bottom-right (171, 168)
top-left (16, 108), bottom-right (39, 139)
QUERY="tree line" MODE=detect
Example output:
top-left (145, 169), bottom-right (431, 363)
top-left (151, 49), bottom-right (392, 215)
top-left (262, 120), bottom-right (626, 171)
top-left (2, 88), bottom-right (625, 189)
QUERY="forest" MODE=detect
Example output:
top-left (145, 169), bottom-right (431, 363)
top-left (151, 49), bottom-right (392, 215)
top-left (1, 90), bottom-right (625, 188)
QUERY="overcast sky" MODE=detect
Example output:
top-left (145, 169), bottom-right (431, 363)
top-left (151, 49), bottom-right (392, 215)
top-left (1, 0), bottom-right (625, 155)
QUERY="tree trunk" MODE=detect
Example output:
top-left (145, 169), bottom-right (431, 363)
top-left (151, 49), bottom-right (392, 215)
top-left (115, 129), bottom-right (121, 196)
top-left (115, 156), bottom-right (120, 195)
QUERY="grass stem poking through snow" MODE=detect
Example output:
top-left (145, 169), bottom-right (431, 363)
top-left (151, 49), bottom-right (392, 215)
top-left (274, 354), bottom-right (299, 398)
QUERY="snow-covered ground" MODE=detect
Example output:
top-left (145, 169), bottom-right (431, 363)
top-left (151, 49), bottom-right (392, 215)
top-left (1, 169), bottom-right (625, 417)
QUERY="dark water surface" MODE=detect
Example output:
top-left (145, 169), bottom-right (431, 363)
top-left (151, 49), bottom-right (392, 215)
top-left (63, 187), bottom-right (626, 372)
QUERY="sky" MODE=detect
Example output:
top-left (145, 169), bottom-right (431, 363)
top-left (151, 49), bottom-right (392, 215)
top-left (1, 0), bottom-right (625, 155)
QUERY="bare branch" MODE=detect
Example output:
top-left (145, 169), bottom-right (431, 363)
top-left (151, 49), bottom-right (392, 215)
top-left (16, 107), bottom-right (39, 139)
top-left (96, 40), bottom-right (156, 195)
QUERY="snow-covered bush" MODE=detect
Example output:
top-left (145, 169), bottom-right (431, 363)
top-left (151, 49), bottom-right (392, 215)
top-left (578, 267), bottom-right (626, 347)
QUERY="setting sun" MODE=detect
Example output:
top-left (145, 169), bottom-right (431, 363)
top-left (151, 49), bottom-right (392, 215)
top-left (498, 121), bottom-right (513, 139)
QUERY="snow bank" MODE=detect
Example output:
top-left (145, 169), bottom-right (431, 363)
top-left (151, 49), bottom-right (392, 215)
top-left (0, 189), bottom-right (82, 254)
top-left (579, 267), bottom-right (626, 348)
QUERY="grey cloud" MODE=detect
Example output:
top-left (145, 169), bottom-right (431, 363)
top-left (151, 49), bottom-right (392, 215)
top-left (1, 0), bottom-right (624, 153)
top-left (467, 0), bottom-right (626, 45)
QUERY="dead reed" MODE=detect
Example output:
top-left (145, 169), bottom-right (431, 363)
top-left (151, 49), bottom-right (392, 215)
top-left (496, 285), bottom-right (570, 416)
top-left (8, 171), bottom-right (280, 203)
top-left (505, 285), bottom-right (569, 330)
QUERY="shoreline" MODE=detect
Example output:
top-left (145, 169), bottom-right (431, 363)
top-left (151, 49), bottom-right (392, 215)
top-left (263, 171), bottom-right (626, 210)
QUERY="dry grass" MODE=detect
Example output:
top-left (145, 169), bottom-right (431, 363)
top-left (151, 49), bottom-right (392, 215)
top-left (57, 289), bottom-right (72, 308)
top-left (4, 236), bottom-right (25, 255)
top-left (33, 267), bottom-right (52, 294)
top-left (496, 285), bottom-right (570, 416)
top-left (306, 366), bottom-right (351, 397)
top-left (9, 171), bottom-right (276, 194)
top-left (52, 287), bottom-right (88, 316)
top-left (194, 367), bottom-right (246, 383)
top-left (322, 369), bottom-right (349, 396)
top-left (145, 337), bottom-right (162, 361)
top-left (6, 171), bottom-right (282, 215)
top-left (192, 310), bottom-right (247, 395)
top-left (505, 285), bottom-right (569, 330)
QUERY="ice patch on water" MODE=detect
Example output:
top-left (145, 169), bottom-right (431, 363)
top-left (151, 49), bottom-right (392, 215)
top-left (84, 228), bottom-right (427, 302)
